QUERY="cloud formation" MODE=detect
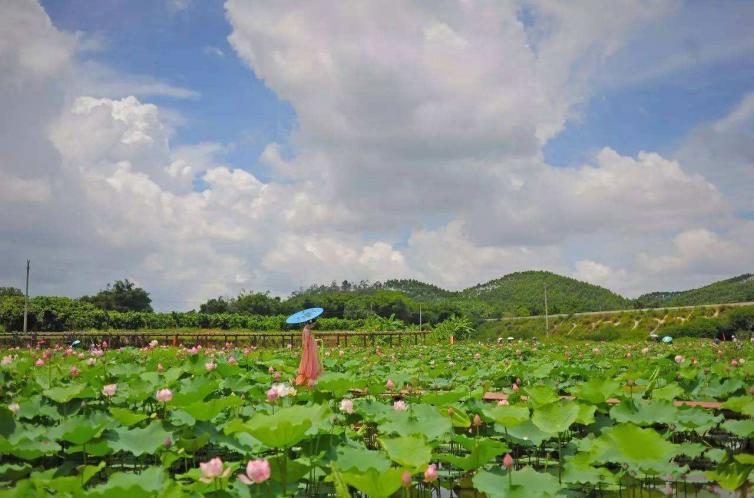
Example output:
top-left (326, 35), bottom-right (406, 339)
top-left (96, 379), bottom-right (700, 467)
top-left (1, 0), bottom-right (753, 309)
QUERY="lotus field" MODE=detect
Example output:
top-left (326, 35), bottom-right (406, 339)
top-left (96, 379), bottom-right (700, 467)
top-left (0, 339), bottom-right (752, 497)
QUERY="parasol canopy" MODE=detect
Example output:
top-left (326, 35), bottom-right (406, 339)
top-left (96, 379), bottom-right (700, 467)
top-left (286, 307), bottom-right (324, 325)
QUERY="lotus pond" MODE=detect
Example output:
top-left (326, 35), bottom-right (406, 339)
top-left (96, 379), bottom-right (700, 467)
top-left (0, 339), bottom-right (752, 497)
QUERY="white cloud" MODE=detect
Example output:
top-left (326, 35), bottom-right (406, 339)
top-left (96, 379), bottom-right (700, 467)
top-left (676, 93), bottom-right (754, 212)
top-left (1, 0), bottom-right (753, 311)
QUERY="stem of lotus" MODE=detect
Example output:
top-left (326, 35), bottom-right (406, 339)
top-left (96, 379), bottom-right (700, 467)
top-left (557, 434), bottom-right (562, 484)
top-left (281, 448), bottom-right (288, 497)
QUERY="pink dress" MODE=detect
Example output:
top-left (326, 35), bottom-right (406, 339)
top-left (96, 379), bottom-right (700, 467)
top-left (295, 324), bottom-right (322, 386)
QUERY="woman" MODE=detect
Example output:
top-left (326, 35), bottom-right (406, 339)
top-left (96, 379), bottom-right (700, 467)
top-left (295, 319), bottom-right (322, 386)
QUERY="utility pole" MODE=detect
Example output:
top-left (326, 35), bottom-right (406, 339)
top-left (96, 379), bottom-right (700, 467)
top-left (24, 259), bottom-right (30, 337)
top-left (544, 283), bottom-right (549, 336)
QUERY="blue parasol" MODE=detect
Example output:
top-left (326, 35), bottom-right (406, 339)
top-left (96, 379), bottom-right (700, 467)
top-left (662, 336), bottom-right (673, 344)
top-left (286, 307), bottom-right (324, 325)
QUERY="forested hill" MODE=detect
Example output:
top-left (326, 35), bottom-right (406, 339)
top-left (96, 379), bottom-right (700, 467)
top-left (382, 279), bottom-right (458, 301)
top-left (461, 271), bottom-right (631, 315)
top-left (635, 273), bottom-right (754, 308)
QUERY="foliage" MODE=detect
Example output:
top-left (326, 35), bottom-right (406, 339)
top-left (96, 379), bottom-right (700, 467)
top-left (80, 279), bottom-right (152, 313)
top-left (636, 273), bottom-right (754, 308)
top-left (0, 339), bottom-right (750, 496)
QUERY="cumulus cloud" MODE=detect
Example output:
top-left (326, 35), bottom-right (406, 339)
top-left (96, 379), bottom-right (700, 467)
top-left (1, 0), bottom-right (752, 310)
top-left (676, 93), bottom-right (754, 212)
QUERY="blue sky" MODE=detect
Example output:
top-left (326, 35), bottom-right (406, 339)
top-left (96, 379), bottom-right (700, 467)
top-left (42, 0), bottom-right (754, 174)
top-left (1, 1), bottom-right (753, 307)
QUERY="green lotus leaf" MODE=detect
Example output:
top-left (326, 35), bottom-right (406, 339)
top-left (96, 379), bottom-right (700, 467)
top-left (482, 405), bottom-right (530, 428)
top-left (525, 385), bottom-right (559, 407)
top-left (341, 467), bottom-right (403, 498)
top-left (676, 407), bottom-right (722, 434)
top-left (473, 467), bottom-right (560, 498)
top-left (503, 420), bottom-right (551, 445)
top-left (422, 387), bottom-right (469, 405)
top-left (379, 435), bottom-right (432, 470)
top-left (335, 446), bottom-right (391, 473)
top-left (531, 400), bottom-right (579, 434)
top-left (378, 404), bottom-right (451, 440)
top-left (244, 404), bottom-right (326, 448)
top-left (721, 419), bottom-right (754, 438)
top-left (438, 435), bottom-right (509, 471)
top-left (170, 377), bottom-right (219, 406)
top-left (0, 463), bottom-right (31, 482)
top-left (721, 396), bottom-right (754, 416)
top-left (55, 415), bottom-right (109, 445)
top-left (705, 459), bottom-right (751, 491)
top-left (109, 407), bottom-right (148, 427)
top-left (651, 382), bottom-right (684, 401)
top-left (675, 442), bottom-right (706, 459)
top-left (106, 422), bottom-right (172, 457)
top-left (315, 372), bottom-right (358, 397)
top-left (589, 423), bottom-right (678, 474)
top-left (181, 396), bottom-right (243, 421)
top-left (443, 405), bottom-right (471, 428)
top-left (734, 454), bottom-right (754, 465)
top-left (176, 433), bottom-right (210, 453)
top-left (609, 399), bottom-right (677, 426)
top-left (570, 377), bottom-right (620, 404)
top-left (83, 466), bottom-right (169, 497)
top-left (562, 453), bottom-right (616, 485)
top-left (575, 403), bottom-right (596, 425)
top-left (43, 384), bottom-right (94, 403)
top-left (0, 408), bottom-right (14, 438)
top-left (268, 455), bottom-right (310, 484)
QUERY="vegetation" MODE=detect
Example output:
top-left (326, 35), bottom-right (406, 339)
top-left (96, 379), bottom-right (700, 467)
top-left (636, 273), bottom-right (754, 308)
top-left (479, 304), bottom-right (754, 342)
top-left (0, 339), bottom-right (751, 496)
top-left (80, 279), bottom-right (153, 312)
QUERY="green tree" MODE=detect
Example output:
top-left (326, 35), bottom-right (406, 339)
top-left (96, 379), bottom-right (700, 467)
top-left (230, 292), bottom-right (282, 315)
top-left (81, 279), bottom-right (153, 312)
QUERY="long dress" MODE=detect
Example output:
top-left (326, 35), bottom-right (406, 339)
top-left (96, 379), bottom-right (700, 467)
top-left (295, 324), bottom-right (322, 386)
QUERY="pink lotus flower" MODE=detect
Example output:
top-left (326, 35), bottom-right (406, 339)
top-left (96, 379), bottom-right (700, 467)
top-left (401, 470), bottom-right (412, 487)
top-left (274, 371), bottom-right (281, 381)
top-left (8, 403), bottom-right (20, 414)
top-left (268, 366), bottom-right (275, 374)
top-left (149, 340), bottom-right (159, 348)
top-left (69, 366), bottom-right (79, 377)
top-left (164, 437), bottom-right (172, 448)
top-left (625, 352), bottom-right (632, 358)
top-left (35, 359), bottom-right (44, 366)
top-left (238, 459), bottom-right (271, 485)
top-left (157, 363), bottom-right (164, 372)
top-left (156, 388), bottom-right (173, 403)
top-left (199, 457), bottom-right (231, 483)
top-left (512, 384), bottom-right (519, 392)
top-left (393, 400), bottom-right (408, 411)
top-left (424, 464), bottom-right (438, 482)
top-left (592, 348), bottom-right (601, 354)
top-left (102, 384), bottom-right (117, 397)
top-left (502, 453), bottom-right (514, 469)
top-left (339, 399), bottom-right (354, 414)
top-left (674, 355), bottom-right (684, 364)
top-left (86, 358), bottom-right (96, 366)
top-left (473, 414), bottom-right (482, 427)
top-left (228, 356), bottom-right (237, 365)
top-left (266, 387), bottom-right (279, 402)
top-left (641, 347), bottom-right (649, 354)
top-left (205, 361), bottom-right (217, 372)
top-left (386, 379), bottom-right (395, 389)
top-left (497, 399), bottom-right (509, 406)
top-left (1, 356), bottom-right (12, 366)
top-left (730, 359), bottom-right (738, 367)
top-left (474, 352), bottom-right (481, 360)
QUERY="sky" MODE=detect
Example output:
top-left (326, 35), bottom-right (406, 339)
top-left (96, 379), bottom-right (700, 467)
top-left (1, 0), bottom-right (753, 310)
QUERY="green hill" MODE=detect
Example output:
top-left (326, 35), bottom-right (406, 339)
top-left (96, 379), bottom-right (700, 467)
top-left (635, 273), bottom-right (754, 308)
top-left (462, 271), bottom-right (631, 316)
top-left (382, 279), bottom-right (458, 301)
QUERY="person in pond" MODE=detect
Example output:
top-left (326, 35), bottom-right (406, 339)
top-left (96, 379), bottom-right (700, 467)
top-left (295, 319), bottom-right (322, 387)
